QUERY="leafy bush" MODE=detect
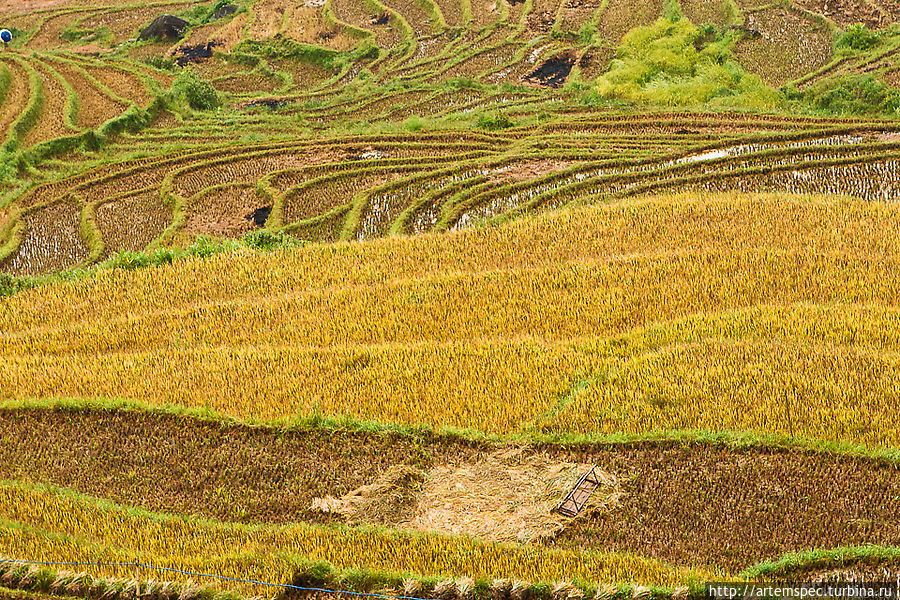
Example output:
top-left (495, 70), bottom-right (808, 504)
top-left (143, 56), bottom-right (176, 72)
top-left (593, 13), bottom-right (779, 109)
top-left (837, 23), bottom-right (879, 51)
top-left (241, 230), bottom-right (304, 251)
top-left (476, 113), bottom-right (515, 130)
top-left (173, 68), bottom-right (220, 111)
top-left (404, 115), bottom-right (425, 131)
top-left (798, 74), bottom-right (900, 115)
top-left (0, 272), bottom-right (32, 297)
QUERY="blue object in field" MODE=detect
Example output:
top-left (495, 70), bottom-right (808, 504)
top-left (0, 30), bottom-right (11, 44)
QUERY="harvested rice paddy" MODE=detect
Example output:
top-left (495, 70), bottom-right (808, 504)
top-left (1, 0), bottom-right (900, 596)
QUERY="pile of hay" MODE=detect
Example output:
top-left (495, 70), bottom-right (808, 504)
top-left (311, 464), bottom-right (425, 525)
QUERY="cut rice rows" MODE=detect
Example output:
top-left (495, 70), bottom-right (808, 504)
top-left (3, 118), bottom-right (900, 275)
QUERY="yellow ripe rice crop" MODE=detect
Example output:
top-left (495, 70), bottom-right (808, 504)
top-left (0, 483), bottom-right (719, 595)
top-left (2, 192), bottom-right (900, 447)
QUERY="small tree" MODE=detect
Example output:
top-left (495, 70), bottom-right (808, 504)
top-left (173, 68), bottom-right (220, 111)
top-left (837, 23), bottom-right (879, 51)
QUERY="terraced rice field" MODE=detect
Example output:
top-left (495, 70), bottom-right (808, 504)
top-left (4, 116), bottom-right (900, 274)
top-left (2, 0), bottom-right (900, 596)
top-left (4, 191), bottom-right (900, 596)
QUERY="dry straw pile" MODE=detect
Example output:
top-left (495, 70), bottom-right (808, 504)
top-left (313, 449), bottom-right (621, 543)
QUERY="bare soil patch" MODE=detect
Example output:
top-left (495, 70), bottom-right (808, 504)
top-left (0, 0), bottom-right (66, 11)
top-left (680, 0), bottom-right (731, 27)
top-left (596, 0), bottom-right (665, 43)
top-left (885, 68), bottom-right (900, 88)
top-left (524, 52), bottom-right (575, 88)
top-left (735, 8), bottom-right (832, 86)
top-left (526, 10), bottom-right (555, 32)
top-left (184, 185), bottom-right (269, 238)
top-left (793, 0), bottom-right (886, 29)
top-left (66, 44), bottom-right (112, 54)
top-left (490, 160), bottom-right (574, 182)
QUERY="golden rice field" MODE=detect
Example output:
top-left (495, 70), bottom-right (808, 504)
top-left (2, 192), bottom-right (900, 449)
top-left (0, 482), bottom-right (721, 596)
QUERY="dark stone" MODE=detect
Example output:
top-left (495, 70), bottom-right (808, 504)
top-left (209, 4), bottom-right (237, 20)
top-left (138, 15), bottom-right (190, 42)
top-left (244, 99), bottom-right (285, 111)
top-left (728, 24), bottom-right (762, 39)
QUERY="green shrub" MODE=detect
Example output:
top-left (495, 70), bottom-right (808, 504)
top-left (404, 115), bottom-right (425, 131)
top-left (837, 23), bottom-right (879, 51)
top-left (579, 22), bottom-right (600, 45)
top-left (143, 56), bottom-right (176, 72)
top-left (0, 272), bottom-right (32, 297)
top-left (476, 112), bottom-right (515, 130)
top-left (799, 73), bottom-right (900, 115)
top-left (593, 12), bottom-right (779, 109)
top-left (173, 68), bottom-right (220, 111)
top-left (241, 230), bottom-right (304, 251)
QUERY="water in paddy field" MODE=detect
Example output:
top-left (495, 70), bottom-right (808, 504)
top-left (1, 201), bottom-right (89, 276)
top-left (673, 134), bottom-right (873, 165)
top-left (679, 160), bottom-right (900, 201)
top-left (449, 132), bottom-right (900, 231)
